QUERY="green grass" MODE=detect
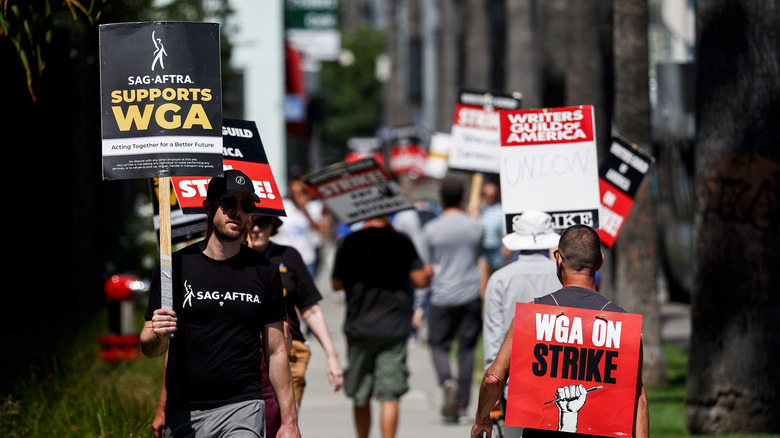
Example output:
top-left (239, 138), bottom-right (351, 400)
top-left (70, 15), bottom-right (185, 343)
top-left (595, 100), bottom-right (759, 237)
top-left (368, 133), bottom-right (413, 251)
top-left (639, 343), bottom-right (778, 437)
top-left (0, 309), bottom-right (165, 437)
top-left (646, 343), bottom-right (690, 436)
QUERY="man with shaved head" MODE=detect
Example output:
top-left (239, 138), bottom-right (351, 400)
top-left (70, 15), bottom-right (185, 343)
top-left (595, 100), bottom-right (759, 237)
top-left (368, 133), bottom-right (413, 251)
top-left (471, 225), bottom-right (649, 438)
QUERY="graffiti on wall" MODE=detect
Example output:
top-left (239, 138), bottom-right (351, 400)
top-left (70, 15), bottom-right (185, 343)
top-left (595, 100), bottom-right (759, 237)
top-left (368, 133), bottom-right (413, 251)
top-left (699, 152), bottom-right (779, 231)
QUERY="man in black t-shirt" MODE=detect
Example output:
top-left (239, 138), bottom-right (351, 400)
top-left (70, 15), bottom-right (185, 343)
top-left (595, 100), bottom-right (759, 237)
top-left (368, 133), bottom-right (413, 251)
top-left (470, 225), bottom-right (649, 438)
top-left (331, 215), bottom-right (431, 438)
top-left (141, 170), bottom-right (301, 438)
top-left (248, 213), bottom-right (344, 411)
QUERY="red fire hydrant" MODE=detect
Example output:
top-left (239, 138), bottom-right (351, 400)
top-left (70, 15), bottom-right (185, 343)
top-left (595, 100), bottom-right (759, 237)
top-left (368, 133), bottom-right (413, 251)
top-left (98, 273), bottom-right (150, 361)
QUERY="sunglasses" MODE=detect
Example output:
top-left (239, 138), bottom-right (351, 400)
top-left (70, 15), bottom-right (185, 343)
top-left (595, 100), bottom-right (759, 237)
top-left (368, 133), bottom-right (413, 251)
top-left (219, 196), bottom-right (255, 214)
top-left (251, 216), bottom-right (274, 229)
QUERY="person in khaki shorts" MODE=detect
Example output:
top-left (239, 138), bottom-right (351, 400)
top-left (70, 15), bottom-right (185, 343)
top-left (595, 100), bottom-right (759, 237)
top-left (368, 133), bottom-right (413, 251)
top-left (286, 333), bottom-right (311, 405)
top-left (332, 215), bottom-right (431, 438)
top-left (248, 214), bottom-right (344, 408)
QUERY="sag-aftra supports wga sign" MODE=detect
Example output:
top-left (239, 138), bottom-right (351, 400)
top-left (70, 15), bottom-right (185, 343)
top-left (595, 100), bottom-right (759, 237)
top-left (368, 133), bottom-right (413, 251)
top-left (99, 21), bottom-right (223, 181)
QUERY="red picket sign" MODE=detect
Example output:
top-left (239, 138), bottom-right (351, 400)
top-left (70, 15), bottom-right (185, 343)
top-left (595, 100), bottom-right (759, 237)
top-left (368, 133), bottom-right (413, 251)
top-left (506, 302), bottom-right (643, 437)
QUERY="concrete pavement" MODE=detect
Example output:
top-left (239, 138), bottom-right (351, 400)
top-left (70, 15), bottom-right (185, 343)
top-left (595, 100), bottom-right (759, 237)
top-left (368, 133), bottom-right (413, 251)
top-left (660, 300), bottom-right (691, 351)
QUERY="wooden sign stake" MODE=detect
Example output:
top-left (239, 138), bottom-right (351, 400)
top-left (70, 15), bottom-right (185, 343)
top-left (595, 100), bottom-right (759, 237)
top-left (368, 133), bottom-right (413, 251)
top-left (158, 177), bottom-right (174, 337)
top-left (468, 172), bottom-right (484, 218)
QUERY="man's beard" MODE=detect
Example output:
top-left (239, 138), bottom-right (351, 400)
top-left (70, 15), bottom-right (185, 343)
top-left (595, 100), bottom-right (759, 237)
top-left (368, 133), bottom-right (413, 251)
top-left (213, 220), bottom-right (244, 243)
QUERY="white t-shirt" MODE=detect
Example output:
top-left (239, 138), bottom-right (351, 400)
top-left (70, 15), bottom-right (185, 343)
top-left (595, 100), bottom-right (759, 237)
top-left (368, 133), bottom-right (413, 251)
top-left (271, 198), bottom-right (323, 266)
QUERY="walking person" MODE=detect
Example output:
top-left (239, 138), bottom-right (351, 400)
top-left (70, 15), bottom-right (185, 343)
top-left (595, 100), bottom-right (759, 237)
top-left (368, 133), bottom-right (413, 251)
top-left (141, 169), bottom-right (301, 438)
top-left (470, 224), bottom-right (649, 438)
top-left (273, 172), bottom-right (331, 277)
top-left (422, 176), bottom-right (488, 423)
top-left (472, 180), bottom-right (510, 274)
top-left (331, 215), bottom-right (430, 438)
top-left (247, 213), bottom-right (344, 407)
top-left (481, 211), bottom-right (562, 438)
top-left (390, 202), bottom-right (436, 340)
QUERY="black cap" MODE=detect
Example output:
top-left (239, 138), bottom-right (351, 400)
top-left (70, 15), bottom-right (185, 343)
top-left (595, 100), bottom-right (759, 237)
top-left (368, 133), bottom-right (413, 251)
top-left (206, 169), bottom-right (261, 203)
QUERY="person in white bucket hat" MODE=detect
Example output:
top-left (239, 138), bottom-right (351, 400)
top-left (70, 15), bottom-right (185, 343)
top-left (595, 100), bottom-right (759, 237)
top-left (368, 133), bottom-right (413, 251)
top-left (501, 210), bottom-right (561, 252)
top-left (481, 210), bottom-right (562, 438)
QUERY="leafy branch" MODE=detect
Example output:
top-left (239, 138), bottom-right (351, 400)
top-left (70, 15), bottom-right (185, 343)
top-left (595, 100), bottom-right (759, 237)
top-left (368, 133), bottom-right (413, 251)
top-left (1, 0), bottom-right (103, 101)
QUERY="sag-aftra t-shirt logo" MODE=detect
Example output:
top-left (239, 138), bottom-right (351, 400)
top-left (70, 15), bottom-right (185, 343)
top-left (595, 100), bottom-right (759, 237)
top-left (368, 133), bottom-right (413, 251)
top-left (182, 280), bottom-right (262, 308)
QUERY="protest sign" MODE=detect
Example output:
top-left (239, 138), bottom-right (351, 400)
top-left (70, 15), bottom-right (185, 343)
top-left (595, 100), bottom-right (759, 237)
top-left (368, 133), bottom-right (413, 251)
top-left (171, 119), bottom-right (286, 217)
top-left (597, 136), bottom-right (654, 247)
top-left (99, 22), bottom-right (223, 181)
top-left (424, 132), bottom-right (450, 179)
top-left (506, 303), bottom-right (643, 436)
top-left (100, 21), bottom-right (223, 314)
top-left (448, 89), bottom-right (522, 174)
top-left (149, 178), bottom-right (207, 245)
top-left (345, 137), bottom-right (385, 165)
top-left (303, 157), bottom-right (413, 225)
top-left (499, 105), bottom-right (601, 234)
top-left (388, 125), bottom-right (430, 178)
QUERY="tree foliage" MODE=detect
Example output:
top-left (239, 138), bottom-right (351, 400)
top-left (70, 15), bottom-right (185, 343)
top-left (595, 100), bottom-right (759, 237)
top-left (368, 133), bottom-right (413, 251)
top-left (0, 0), bottom-right (105, 101)
top-left (1, 0), bottom-right (234, 101)
top-left (317, 26), bottom-right (386, 145)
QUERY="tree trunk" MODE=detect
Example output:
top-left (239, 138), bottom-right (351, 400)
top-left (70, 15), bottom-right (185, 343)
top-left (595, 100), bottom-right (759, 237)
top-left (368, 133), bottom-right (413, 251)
top-left (436, 0), bottom-right (463, 131)
top-left (462, 0), bottom-right (490, 90)
top-left (382, 0), bottom-right (419, 127)
top-left (563, 0), bottom-right (615, 302)
top-left (611, 0), bottom-right (667, 388)
top-left (538, 0), bottom-right (567, 108)
top-left (564, 1), bottom-right (612, 159)
top-left (687, 1), bottom-right (780, 433)
top-left (504, 0), bottom-right (540, 108)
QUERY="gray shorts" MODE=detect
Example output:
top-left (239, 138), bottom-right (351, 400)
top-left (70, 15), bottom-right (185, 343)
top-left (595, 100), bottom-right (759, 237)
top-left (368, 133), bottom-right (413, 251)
top-left (166, 399), bottom-right (266, 438)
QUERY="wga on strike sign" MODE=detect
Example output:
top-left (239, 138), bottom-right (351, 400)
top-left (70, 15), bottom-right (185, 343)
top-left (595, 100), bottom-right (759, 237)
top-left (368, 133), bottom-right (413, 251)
top-left (506, 303), bottom-right (642, 437)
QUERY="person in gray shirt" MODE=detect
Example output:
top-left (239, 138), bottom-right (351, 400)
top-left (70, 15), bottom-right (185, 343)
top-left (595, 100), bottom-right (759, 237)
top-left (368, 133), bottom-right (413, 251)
top-left (482, 211), bottom-right (562, 438)
top-left (422, 176), bottom-right (488, 423)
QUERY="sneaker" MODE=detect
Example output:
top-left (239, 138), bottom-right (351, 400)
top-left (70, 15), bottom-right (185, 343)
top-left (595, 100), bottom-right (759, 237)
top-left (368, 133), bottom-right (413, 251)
top-left (441, 378), bottom-right (459, 421)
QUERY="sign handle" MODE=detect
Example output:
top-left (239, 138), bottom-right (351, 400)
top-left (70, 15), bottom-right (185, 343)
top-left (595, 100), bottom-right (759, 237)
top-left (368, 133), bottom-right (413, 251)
top-left (158, 177), bottom-right (174, 338)
top-left (468, 172), bottom-right (484, 218)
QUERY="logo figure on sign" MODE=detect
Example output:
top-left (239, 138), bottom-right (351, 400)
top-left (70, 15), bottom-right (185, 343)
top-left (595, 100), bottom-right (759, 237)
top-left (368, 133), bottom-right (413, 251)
top-left (151, 31), bottom-right (168, 71)
top-left (544, 384), bottom-right (603, 433)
